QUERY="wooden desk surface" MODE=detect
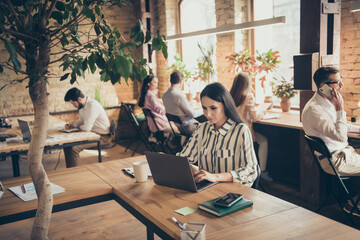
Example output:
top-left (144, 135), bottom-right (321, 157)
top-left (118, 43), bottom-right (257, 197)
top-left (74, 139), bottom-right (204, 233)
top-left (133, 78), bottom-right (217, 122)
top-left (255, 110), bottom-right (303, 130)
top-left (0, 167), bottom-right (113, 217)
top-left (87, 156), bottom-right (360, 239)
top-left (0, 130), bottom-right (100, 153)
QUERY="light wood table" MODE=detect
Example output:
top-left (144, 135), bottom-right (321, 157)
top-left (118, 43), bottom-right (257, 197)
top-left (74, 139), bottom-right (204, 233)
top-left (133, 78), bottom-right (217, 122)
top-left (87, 156), bottom-right (360, 240)
top-left (0, 116), bottom-right (101, 177)
top-left (0, 167), bottom-right (113, 224)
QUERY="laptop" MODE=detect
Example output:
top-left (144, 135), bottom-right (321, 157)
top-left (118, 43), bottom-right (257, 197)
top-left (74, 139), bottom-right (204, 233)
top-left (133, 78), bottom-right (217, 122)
top-left (145, 151), bottom-right (218, 192)
top-left (17, 119), bottom-right (54, 143)
top-left (17, 119), bottom-right (32, 142)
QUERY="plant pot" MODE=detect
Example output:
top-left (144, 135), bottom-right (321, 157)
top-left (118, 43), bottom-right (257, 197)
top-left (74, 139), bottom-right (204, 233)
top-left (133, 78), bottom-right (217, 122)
top-left (186, 93), bottom-right (193, 102)
top-left (280, 98), bottom-right (291, 112)
top-left (264, 96), bottom-right (274, 110)
top-left (194, 92), bottom-right (201, 102)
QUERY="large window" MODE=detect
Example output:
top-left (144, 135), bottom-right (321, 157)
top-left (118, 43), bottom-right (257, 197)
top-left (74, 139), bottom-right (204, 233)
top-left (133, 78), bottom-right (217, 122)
top-left (253, 0), bottom-right (300, 107)
top-left (179, 0), bottom-right (216, 93)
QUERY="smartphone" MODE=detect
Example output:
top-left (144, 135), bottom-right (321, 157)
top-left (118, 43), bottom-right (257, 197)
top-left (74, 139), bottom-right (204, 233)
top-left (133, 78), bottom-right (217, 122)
top-left (319, 84), bottom-right (333, 98)
top-left (214, 193), bottom-right (243, 208)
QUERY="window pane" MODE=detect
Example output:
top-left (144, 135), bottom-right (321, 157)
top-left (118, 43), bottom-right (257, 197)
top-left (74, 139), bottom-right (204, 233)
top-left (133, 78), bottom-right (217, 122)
top-left (254, 0), bottom-right (300, 107)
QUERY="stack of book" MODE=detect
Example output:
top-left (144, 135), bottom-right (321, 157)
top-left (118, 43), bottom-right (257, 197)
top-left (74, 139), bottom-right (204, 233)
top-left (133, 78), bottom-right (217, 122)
top-left (198, 196), bottom-right (253, 217)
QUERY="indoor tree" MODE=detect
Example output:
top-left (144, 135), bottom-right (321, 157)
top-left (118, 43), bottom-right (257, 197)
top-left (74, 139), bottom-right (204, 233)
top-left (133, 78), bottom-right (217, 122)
top-left (0, 1), bottom-right (167, 239)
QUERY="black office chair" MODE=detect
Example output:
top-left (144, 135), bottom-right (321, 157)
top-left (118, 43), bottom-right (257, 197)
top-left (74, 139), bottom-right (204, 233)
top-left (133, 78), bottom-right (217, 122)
top-left (304, 134), bottom-right (360, 221)
top-left (143, 108), bottom-right (174, 154)
top-left (122, 103), bottom-right (152, 156)
top-left (88, 120), bottom-right (117, 150)
top-left (165, 113), bottom-right (191, 148)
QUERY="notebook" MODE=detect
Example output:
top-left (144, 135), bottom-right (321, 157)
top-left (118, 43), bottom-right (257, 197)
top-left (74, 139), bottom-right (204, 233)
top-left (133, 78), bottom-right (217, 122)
top-left (145, 151), bottom-right (218, 192)
top-left (198, 196), bottom-right (253, 217)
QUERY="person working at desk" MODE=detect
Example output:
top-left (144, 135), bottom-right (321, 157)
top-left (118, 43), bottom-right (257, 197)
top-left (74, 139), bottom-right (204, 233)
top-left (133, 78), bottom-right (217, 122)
top-left (63, 87), bottom-right (111, 167)
top-left (230, 72), bottom-right (272, 181)
top-left (162, 70), bottom-right (203, 135)
top-left (302, 67), bottom-right (360, 214)
top-left (179, 82), bottom-right (260, 187)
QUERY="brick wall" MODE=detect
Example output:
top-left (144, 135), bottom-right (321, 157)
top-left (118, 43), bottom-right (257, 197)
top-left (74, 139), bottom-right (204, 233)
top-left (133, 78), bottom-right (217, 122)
top-left (0, 4), bottom-right (139, 117)
top-left (341, 0), bottom-right (360, 118)
top-left (216, 0), bottom-right (236, 90)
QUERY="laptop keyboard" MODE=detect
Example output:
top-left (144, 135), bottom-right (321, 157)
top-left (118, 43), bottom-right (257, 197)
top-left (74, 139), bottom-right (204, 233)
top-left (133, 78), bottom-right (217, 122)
top-left (196, 180), bottom-right (216, 191)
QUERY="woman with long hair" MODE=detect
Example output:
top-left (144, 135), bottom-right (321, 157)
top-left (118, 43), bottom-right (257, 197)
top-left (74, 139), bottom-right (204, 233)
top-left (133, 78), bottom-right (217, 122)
top-left (229, 72), bottom-right (271, 181)
top-left (179, 82), bottom-right (259, 187)
top-left (138, 75), bottom-right (173, 139)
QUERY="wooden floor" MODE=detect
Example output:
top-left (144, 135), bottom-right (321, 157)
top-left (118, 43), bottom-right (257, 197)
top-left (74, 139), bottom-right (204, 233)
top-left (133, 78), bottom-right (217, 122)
top-left (0, 139), bottom-right (359, 239)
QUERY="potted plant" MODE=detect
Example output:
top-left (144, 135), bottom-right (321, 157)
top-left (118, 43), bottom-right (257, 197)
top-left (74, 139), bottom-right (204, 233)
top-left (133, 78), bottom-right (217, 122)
top-left (272, 77), bottom-right (297, 112)
top-left (193, 43), bottom-right (215, 101)
top-left (167, 54), bottom-right (193, 101)
top-left (226, 49), bottom-right (281, 107)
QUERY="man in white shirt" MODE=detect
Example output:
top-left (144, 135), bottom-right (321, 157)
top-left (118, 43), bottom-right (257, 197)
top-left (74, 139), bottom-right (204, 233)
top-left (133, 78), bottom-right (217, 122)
top-left (302, 67), bottom-right (360, 215)
top-left (162, 70), bottom-right (203, 136)
top-left (63, 87), bottom-right (111, 167)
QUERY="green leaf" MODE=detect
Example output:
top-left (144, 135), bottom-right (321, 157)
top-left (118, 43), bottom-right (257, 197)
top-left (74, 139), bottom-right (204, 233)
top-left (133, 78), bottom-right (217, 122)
top-left (95, 6), bottom-right (101, 16)
top-left (60, 73), bottom-right (70, 81)
top-left (130, 25), bottom-right (140, 39)
top-left (152, 36), bottom-right (161, 51)
top-left (95, 53), bottom-right (106, 69)
top-left (82, 6), bottom-right (94, 19)
top-left (5, 40), bottom-right (17, 59)
top-left (135, 32), bottom-right (144, 47)
top-left (161, 42), bottom-right (168, 59)
top-left (11, 56), bottom-right (21, 70)
top-left (82, 58), bottom-right (88, 71)
top-left (110, 72), bottom-right (121, 84)
top-left (70, 73), bottom-right (76, 84)
top-left (71, 36), bottom-right (82, 45)
top-left (94, 24), bottom-right (101, 36)
top-left (145, 30), bottom-right (151, 43)
top-left (55, 2), bottom-right (65, 11)
top-left (115, 55), bottom-right (132, 79)
top-left (51, 11), bottom-right (63, 25)
top-left (113, 27), bottom-right (121, 38)
top-left (84, 43), bottom-right (93, 49)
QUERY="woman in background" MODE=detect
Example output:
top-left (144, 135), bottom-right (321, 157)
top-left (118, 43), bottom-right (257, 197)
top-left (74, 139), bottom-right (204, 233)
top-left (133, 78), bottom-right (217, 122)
top-left (229, 72), bottom-right (272, 181)
top-left (138, 75), bottom-right (172, 133)
top-left (179, 82), bottom-right (259, 187)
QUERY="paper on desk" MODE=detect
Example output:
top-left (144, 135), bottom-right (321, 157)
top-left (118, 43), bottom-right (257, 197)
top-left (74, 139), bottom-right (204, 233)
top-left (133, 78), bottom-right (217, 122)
top-left (0, 181), bottom-right (4, 199)
top-left (8, 182), bottom-right (65, 201)
top-left (174, 207), bottom-right (197, 216)
top-left (0, 142), bottom-right (7, 148)
top-left (262, 113), bottom-right (281, 120)
top-left (256, 103), bottom-right (272, 112)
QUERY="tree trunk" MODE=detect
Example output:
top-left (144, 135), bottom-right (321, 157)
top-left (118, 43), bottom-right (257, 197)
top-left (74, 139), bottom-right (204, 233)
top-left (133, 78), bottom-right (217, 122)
top-left (27, 18), bottom-right (53, 240)
top-left (28, 78), bottom-right (53, 240)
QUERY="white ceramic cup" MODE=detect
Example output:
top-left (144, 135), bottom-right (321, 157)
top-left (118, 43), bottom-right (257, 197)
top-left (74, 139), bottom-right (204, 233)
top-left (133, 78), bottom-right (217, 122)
top-left (133, 161), bottom-right (149, 183)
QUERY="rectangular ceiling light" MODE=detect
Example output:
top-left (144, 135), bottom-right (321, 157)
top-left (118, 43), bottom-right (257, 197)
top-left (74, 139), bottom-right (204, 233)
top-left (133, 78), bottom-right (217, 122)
top-left (167, 16), bottom-right (285, 41)
top-left (351, 0), bottom-right (360, 12)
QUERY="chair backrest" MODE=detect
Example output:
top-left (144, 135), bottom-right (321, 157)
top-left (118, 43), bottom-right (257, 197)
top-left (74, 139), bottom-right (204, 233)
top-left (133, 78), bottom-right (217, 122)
top-left (304, 134), bottom-right (351, 195)
top-left (110, 119), bottom-right (116, 138)
top-left (165, 113), bottom-right (182, 125)
top-left (123, 103), bottom-right (140, 127)
top-left (142, 108), bottom-right (161, 132)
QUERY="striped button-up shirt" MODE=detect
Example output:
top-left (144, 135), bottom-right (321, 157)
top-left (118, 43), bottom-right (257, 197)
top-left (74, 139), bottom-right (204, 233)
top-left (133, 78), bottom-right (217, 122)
top-left (179, 119), bottom-right (259, 186)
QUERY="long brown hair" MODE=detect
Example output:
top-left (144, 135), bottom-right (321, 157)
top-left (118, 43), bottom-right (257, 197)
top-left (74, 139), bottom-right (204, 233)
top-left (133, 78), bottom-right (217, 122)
top-left (229, 73), bottom-right (250, 107)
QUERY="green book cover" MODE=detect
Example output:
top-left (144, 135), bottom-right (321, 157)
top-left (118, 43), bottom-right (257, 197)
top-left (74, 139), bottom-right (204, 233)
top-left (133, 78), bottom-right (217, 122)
top-left (198, 197), bottom-right (253, 217)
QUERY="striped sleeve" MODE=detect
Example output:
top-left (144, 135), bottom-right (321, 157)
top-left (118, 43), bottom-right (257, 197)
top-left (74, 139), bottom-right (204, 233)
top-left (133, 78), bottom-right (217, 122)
top-left (177, 123), bottom-right (204, 164)
top-left (230, 124), bottom-right (259, 186)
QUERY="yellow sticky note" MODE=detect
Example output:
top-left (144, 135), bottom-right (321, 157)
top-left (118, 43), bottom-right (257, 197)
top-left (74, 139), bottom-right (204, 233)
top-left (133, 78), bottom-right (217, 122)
top-left (174, 207), bottom-right (197, 216)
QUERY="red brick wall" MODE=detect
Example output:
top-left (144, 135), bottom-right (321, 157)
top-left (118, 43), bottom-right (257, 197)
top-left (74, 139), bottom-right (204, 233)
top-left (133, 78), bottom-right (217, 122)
top-left (341, 0), bottom-right (360, 118)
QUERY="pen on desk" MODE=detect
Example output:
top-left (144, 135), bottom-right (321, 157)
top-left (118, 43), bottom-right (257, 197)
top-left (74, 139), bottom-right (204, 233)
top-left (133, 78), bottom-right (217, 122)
top-left (21, 184), bottom-right (26, 194)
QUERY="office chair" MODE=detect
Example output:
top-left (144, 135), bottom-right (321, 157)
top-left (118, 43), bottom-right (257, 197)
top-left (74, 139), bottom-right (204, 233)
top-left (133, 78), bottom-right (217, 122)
top-left (88, 119), bottom-right (117, 150)
top-left (304, 134), bottom-right (360, 222)
top-left (122, 103), bottom-right (152, 156)
top-left (165, 113), bottom-right (191, 148)
top-left (142, 108), bottom-right (175, 154)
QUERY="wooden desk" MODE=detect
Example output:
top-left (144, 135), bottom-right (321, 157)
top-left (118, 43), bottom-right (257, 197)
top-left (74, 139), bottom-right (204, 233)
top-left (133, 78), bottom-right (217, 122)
top-left (87, 156), bottom-right (360, 240)
top-left (0, 116), bottom-right (102, 177)
top-left (0, 167), bottom-right (113, 224)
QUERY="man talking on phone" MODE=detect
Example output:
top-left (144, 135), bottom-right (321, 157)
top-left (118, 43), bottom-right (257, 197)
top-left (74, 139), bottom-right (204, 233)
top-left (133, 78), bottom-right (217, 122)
top-left (302, 66), bottom-right (360, 216)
